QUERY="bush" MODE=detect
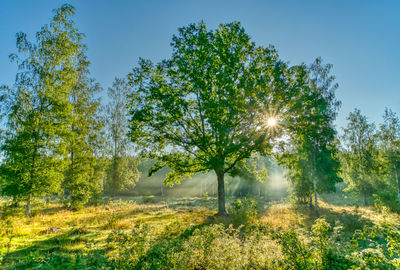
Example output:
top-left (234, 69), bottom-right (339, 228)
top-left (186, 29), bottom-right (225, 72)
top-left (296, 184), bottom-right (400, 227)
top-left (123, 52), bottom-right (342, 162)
top-left (373, 190), bottom-right (400, 213)
top-left (311, 218), bottom-right (352, 269)
top-left (229, 197), bottom-right (258, 227)
top-left (274, 229), bottom-right (314, 269)
top-left (350, 223), bottom-right (400, 269)
top-left (312, 218), bottom-right (331, 260)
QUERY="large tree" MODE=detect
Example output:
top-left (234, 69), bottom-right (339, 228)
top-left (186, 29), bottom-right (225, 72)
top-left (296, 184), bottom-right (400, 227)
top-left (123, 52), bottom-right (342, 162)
top-left (0, 5), bottom-right (81, 216)
top-left (127, 22), bottom-right (312, 215)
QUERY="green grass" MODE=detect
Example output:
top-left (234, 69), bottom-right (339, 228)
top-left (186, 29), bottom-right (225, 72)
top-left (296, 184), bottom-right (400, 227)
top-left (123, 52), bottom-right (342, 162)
top-left (1, 194), bottom-right (400, 269)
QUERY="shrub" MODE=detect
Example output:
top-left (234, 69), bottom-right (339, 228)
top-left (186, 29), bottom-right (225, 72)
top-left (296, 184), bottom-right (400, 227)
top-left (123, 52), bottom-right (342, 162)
top-left (373, 191), bottom-right (400, 214)
top-left (104, 212), bottom-right (118, 229)
top-left (229, 197), bottom-right (258, 227)
top-left (274, 229), bottom-right (314, 269)
top-left (312, 218), bottom-right (331, 260)
top-left (351, 223), bottom-right (400, 269)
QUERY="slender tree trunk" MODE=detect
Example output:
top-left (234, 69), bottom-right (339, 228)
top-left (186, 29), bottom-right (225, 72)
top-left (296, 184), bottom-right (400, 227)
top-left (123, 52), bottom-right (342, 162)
top-left (111, 157), bottom-right (117, 200)
top-left (70, 150), bottom-right (75, 210)
top-left (111, 136), bottom-right (118, 200)
top-left (215, 168), bottom-right (227, 216)
top-left (363, 192), bottom-right (368, 206)
top-left (70, 190), bottom-right (75, 210)
top-left (313, 179), bottom-right (319, 217)
top-left (309, 193), bottom-right (313, 208)
top-left (394, 164), bottom-right (400, 202)
top-left (26, 194), bottom-right (32, 217)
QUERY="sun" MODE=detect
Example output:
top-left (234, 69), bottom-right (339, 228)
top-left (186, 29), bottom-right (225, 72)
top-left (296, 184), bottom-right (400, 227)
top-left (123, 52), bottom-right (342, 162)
top-left (267, 117), bottom-right (277, 127)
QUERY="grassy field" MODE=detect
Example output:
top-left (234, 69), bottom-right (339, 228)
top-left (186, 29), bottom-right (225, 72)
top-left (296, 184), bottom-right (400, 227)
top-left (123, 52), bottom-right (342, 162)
top-left (1, 195), bottom-right (400, 269)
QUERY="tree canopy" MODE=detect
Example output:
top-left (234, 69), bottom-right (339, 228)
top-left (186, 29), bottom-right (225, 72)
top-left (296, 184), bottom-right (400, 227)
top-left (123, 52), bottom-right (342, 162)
top-left (341, 109), bottom-right (378, 205)
top-left (278, 58), bottom-right (341, 214)
top-left (0, 4), bottom-right (85, 216)
top-left (127, 21), bottom-right (338, 214)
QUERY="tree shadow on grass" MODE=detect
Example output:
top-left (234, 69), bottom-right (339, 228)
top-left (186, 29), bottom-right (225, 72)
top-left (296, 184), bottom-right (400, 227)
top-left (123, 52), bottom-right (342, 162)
top-left (1, 227), bottom-right (108, 269)
top-left (35, 205), bottom-right (67, 216)
top-left (292, 204), bottom-right (373, 237)
top-left (120, 222), bottom-right (213, 270)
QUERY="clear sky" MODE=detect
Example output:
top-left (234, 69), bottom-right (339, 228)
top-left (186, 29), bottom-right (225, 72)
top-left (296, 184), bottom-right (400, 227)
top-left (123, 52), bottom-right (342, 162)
top-left (0, 0), bottom-right (399, 129)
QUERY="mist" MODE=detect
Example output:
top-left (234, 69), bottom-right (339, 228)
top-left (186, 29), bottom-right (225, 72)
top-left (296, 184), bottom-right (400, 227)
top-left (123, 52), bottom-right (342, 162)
top-left (131, 158), bottom-right (289, 201)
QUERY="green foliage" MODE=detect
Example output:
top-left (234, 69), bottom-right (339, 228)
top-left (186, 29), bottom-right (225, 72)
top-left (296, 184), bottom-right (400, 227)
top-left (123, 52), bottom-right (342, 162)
top-left (0, 217), bottom-right (15, 258)
top-left (312, 218), bottom-right (331, 250)
top-left (351, 223), bottom-right (400, 269)
top-left (311, 218), bottom-right (331, 265)
top-left (229, 155), bottom-right (272, 197)
top-left (105, 222), bottom-right (282, 270)
top-left (274, 229), bottom-right (314, 269)
top-left (104, 211), bottom-right (119, 229)
top-left (373, 190), bottom-right (400, 214)
top-left (105, 155), bottom-right (141, 197)
top-left (341, 109), bottom-right (379, 205)
top-left (127, 21), bottom-right (328, 214)
top-left (2, 197), bottom-right (400, 269)
top-left (278, 58), bottom-right (341, 212)
top-left (105, 78), bottom-right (141, 197)
top-left (377, 108), bottom-right (400, 209)
top-left (0, 4), bottom-right (84, 216)
top-left (8, 250), bottom-right (109, 270)
top-left (63, 48), bottom-right (103, 210)
top-left (229, 197), bottom-right (258, 227)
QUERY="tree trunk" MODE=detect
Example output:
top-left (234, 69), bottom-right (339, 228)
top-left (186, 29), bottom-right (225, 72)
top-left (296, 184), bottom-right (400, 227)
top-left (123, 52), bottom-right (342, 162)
top-left (111, 158), bottom-right (117, 200)
top-left (363, 193), bottom-right (368, 206)
top-left (394, 164), bottom-right (400, 202)
top-left (215, 168), bottom-right (227, 216)
top-left (69, 148), bottom-right (76, 209)
top-left (26, 195), bottom-right (32, 217)
top-left (313, 179), bottom-right (319, 217)
top-left (309, 193), bottom-right (313, 208)
top-left (70, 191), bottom-right (75, 210)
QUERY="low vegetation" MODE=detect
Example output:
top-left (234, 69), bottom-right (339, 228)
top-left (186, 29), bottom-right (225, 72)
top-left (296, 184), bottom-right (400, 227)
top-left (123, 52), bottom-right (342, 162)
top-left (1, 194), bottom-right (400, 269)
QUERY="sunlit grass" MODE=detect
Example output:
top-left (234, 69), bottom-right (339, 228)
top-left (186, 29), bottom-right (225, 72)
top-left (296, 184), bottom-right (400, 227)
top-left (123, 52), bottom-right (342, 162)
top-left (1, 194), bottom-right (400, 268)
top-left (0, 197), bottom-right (214, 260)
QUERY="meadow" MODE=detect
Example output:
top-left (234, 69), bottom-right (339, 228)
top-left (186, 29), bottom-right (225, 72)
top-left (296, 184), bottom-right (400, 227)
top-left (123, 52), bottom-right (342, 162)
top-left (1, 193), bottom-right (400, 269)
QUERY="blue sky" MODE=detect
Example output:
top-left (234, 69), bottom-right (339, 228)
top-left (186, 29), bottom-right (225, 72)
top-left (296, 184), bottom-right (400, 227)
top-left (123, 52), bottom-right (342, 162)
top-left (0, 0), bottom-right (399, 129)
